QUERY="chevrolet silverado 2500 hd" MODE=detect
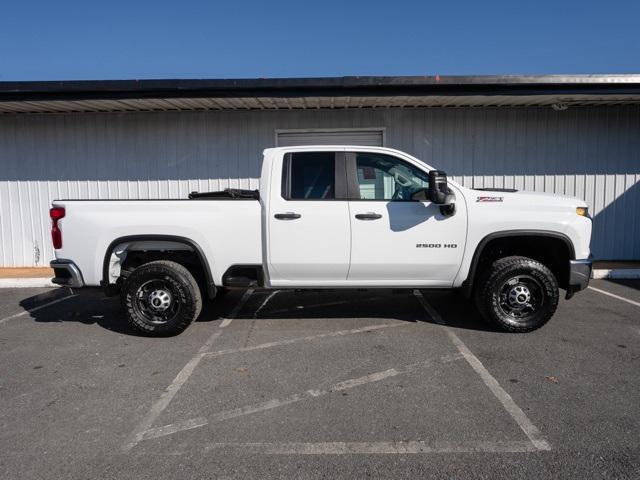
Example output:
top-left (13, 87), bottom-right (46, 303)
top-left (50, 146), bottom-right (593, 336)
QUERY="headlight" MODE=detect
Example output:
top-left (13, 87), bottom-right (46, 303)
top-left (576, 207), bottom-right (590, 218)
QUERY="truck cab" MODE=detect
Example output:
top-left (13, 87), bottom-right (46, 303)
top-left (263, 146), bottom-right (468, 287)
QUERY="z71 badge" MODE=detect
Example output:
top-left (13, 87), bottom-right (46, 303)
top-left (476, 196), bottom-right (503, 202)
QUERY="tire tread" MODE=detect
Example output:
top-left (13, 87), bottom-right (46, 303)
top-left (475, 255), bottom-right (559, 333)
top-left (121, 260), bottom-right (202, 336)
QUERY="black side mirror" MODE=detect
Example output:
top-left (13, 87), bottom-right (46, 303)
top-left (428, 170), bottom-right (456, 216)
top-left (428, 170), bottom-right (451, 204)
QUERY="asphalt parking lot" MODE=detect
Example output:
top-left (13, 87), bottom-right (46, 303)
top-left (1, 281), bottom-right (639, 479)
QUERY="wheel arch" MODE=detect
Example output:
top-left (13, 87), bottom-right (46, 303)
top-left (463, 230), bottom-right (575, 296)
top-left (101, 234), bottom-right (216, 298)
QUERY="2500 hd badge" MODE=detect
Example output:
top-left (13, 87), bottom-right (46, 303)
top-left (416, 243), bottom-right (458, 248)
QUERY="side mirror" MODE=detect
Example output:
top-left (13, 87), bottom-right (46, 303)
top-left (428, 170), bottom-right (451, 204)
top-left (428, 170), bottom-right (456, 216)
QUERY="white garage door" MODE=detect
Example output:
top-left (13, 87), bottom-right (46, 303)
top-left (276, 128), bottom-right (384, 147)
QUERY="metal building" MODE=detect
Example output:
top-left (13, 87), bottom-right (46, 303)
top-left (1, 75), bottom-right (639, 266)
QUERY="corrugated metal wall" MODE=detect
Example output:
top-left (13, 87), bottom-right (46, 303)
top-left (1, 105), bottom-right (638, 266)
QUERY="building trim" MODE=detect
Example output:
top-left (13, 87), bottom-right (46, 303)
top-left (1, 75), bottom-right (640, 103)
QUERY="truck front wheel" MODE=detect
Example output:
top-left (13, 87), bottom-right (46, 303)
top-left (122, 260), bottom-right (202, 336)
top-left (475, 256), bottom-right (559, 333)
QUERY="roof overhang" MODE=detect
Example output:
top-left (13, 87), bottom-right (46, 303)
top-left (1, 75), bottom-right (639, 114)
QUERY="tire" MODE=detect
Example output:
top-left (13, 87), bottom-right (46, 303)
top-left (475, 256), bottom-right (559, 333)
top-left (121, 260), bottom-right (202, 336)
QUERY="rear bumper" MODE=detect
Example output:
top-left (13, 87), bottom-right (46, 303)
top-left (567, 257), bottom-right (593, 296)
top-left (50, 260), bottom-right (84, 288)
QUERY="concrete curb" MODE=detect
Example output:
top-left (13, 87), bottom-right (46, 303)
top-left (591, 269), bottom-right (640, 280)
top-left (0, 269), bottom-right (638, 288)
top-left (0, 278), bottom-right (56, 288)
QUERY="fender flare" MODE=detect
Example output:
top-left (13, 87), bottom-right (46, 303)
top-left (462, 230), bottom-right (576, 296)
top-left (100, 234), bottom-right (216, 298)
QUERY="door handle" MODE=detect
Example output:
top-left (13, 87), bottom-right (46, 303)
top-left (274, 212), bottom-right (302, 220)
top-left (355, 212), bottom-right (382, 220)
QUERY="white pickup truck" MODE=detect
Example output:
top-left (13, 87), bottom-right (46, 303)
top-left (50, 146), bottom-right (593, 336)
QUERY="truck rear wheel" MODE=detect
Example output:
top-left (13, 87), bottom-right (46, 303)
top-left (122, 260), bottom-right (202, 336)
top-left (475, 256), bottom-right (559, 333)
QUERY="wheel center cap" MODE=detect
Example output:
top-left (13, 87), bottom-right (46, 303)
top-left (508, 285), bottom-right (531, 306)
top-left (148, 289), bottom-right (172, 312)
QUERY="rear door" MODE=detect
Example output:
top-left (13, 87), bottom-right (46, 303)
top-left (267, 150), bottom-right (351, 285)
top-left (346, 151), bottom-right (466, 285)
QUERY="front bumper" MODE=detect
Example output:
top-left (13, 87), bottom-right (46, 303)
top-left (566, 257), bottom-right (593, 298)
top-left (50, 260), bottom-right (84, 288)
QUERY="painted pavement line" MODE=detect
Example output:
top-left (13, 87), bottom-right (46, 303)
top-left (124, 288), bottom-right (255, 451)
top-left (219, 288), bottom-right (254, 327)
top-left (253, 290), bottom-right (279, 318)
top-left (202, 322), bottom-right (407, 359)
top-left (122, 329), bottom-right (222, 452)
top-left (0, 293), bottom-right (77, 325)
top-left (588, 286), bottom-right (640, 308)
top-left (138, 353), bottom-right (463, 443)
top-left (412, 289), bottom-right (552, 452)
top-left (219, 318), bottom-right (233, 328)
top-left (412, 289), bottom-right (446, 325)
top-left (200, 439), bottom-right (538, 455)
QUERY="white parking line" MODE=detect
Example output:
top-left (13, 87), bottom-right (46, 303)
top-left (219, 289), bottom-right (254, 328)
top-left (219, 318), bottom-right (233, 327)
top-left (253, 290), bottom-right (279, 318)
top-left (201, 440), bottom-right (538, 455)
top-left (203, 322), bottom-right (406, 359)
top-left (588, 286), bottom-right (640, 308)
top-left (445, 329), bottom-right (551, 451)
top-left (139, 353), bottom-right (463, 442)
top-left (123, 288), bottom-right (257, 452)
top-left (413, 290), bottom-right (445, 325)
top-left (126, 320), bottom-right (406, 449)
top-left (122, 329), bottom-right (222, 452)
top-left (0, 293), bottom-right (77, 326)
top-left (138, 417), bottom-right (209, 441)
top-left (413, 290), bottom-right (552, 452)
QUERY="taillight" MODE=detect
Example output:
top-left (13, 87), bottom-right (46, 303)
top-left (50, 207), bottom-right (65, 249)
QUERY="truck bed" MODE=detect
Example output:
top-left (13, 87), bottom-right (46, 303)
top-left (52, 198), bottom-right (262, 286)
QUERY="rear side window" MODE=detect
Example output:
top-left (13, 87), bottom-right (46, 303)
top-left (284, 152), bottom-right (335, 200)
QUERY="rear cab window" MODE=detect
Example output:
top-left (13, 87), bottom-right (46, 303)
top-left (282, 152), bottom-right (346, 200)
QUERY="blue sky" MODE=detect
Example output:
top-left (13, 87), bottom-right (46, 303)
top-left (0, 0), bottom-right (638, 80)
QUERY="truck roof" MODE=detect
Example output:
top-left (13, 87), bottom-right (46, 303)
top-left (263, 145), bottom-right (409, 155)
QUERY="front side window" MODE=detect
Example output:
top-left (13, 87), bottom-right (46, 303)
top-left (285, 152), bottom-right (335, 200)
top-left (355, 153), bottom-right (429, 200)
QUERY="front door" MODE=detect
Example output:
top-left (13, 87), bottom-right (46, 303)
top-left (347, 152), bottom-right (466, 286)
top-left (267, 150), bottom-right (351, 286)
